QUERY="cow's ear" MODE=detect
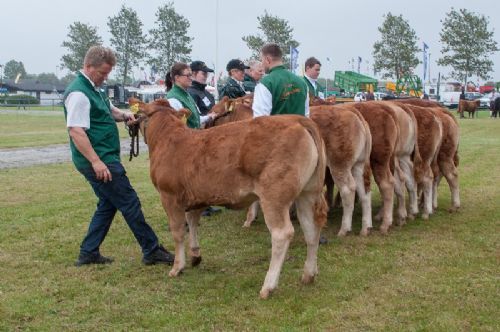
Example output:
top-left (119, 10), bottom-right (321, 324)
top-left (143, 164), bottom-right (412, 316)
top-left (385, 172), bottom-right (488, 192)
top-left (153, 98), bottom-right (171, 108)
top-left (175, 108), bottom-right (192, 125)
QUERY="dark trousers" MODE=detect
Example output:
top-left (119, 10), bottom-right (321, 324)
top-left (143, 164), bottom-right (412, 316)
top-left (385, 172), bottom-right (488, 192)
top-left (78, 162), bottom-right (159, 257)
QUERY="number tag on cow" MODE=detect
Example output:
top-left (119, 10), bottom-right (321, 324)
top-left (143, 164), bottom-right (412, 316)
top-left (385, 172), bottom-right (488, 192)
top-left (130, 103), bottom-right (139, 114)
top-left (181, 114), bottom-right (188, 124)
top-left (202, 96), bottom-right (211, 107)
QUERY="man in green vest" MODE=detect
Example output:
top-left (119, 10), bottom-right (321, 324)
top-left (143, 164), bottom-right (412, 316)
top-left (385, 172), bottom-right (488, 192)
top-left (303, 57), bottom-right (325, 100)
top-left (64, 46), bottom-right (174, 266)
top-left (253, 43), bottom-right (309, 117)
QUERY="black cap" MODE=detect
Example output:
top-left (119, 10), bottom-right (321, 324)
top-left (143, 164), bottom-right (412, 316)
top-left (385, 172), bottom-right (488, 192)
top-left (190, 61), bottom-right (214, 73)
top-left (226, 59), bottom-right (250, 72)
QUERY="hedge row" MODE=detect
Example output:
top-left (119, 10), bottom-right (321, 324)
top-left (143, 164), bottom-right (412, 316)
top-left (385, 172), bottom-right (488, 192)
top-left (0, 94), bottom-right (40, 105)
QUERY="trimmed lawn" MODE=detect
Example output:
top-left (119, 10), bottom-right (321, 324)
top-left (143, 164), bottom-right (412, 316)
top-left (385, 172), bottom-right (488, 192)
top-left (0, 113), bottom-right (499, 331)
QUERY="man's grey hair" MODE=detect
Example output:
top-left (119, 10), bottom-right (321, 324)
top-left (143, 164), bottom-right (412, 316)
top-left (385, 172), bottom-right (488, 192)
top-left (247, 59), bottom-right (263, 70)
top-left (83, 46), bottom-right (117, 67)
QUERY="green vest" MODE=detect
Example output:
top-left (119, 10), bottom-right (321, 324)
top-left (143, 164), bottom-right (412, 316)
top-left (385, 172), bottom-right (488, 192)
top-left (303, 76), bottom-right (324, 99)
top-left (167, 84), bottom-right (201, 129)
top-left (63, 72), bottom-right (120, 170)
top-left (260, 65), bottom-right (307, 116)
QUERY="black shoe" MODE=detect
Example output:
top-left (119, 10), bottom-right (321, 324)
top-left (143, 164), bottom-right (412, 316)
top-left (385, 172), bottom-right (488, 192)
top-left (319, 235), bottom-right (329, 245)
top-left (75, 253), bottom-right (114, 266)
top-left (142, 245), bottom-right (175, 265)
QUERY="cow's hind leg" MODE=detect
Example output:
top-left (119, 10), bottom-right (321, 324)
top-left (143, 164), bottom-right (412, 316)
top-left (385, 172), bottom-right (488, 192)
top-left (186, 209), bottom-right (203, 266)
top-left (259, 201), bottom-right (294, 299)
top-left (332, 170), bottom-right (356, 236)
top-left (352, 162), bottom-right (372, 236)
top-left (439, 158), bottom-right (460, 212)
top-left (295, 191), bottom-right (322, 283)
top-left (243, 201), bottom-right (260, 227)
top-left (372, 163), bottom-right (395, 234)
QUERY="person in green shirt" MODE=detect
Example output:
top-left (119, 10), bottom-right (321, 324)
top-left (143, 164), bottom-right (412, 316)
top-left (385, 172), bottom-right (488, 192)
top-left (243, 60), bottom-right (265, 93)
top-left (303, 57), bottom-right (325, 100)
top-left (253, 43), bottom-right (309, 117)
top-left (166, 62), bottom-right (217, 129)
top-left (64, 46), bottom-right (174, 266)
top-left (219, 59), bottom-right (249, 99)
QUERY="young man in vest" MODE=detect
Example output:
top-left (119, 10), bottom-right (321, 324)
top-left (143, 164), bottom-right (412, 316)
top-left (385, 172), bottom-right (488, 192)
top-left (64, 46), bottom-right (174, 266)
top-left (303, 57), bottom-right (324, 100)
top-left (219, 59), bottom-right (249, 99)
top-left (253, 43), bottom-right (310, 118)
top-left (243, 60), bottom-right (265, 93)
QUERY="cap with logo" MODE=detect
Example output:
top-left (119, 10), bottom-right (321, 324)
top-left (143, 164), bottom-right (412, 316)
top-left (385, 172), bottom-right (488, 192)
top-left (226, 59), bottom-right (250, 72)
top-left (190, 61), bottom-right (214, 73)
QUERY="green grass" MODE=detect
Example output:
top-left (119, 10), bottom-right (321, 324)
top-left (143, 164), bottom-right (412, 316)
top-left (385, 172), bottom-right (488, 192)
top-left (0, 113), bottom-right (130, 148)
top-left (0, 115), bottom-right (499, 331)
top-left (0, 105), bottom-right (64, 111)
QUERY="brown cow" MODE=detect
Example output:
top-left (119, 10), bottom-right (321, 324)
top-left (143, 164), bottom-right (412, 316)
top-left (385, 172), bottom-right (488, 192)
top-left (212, 97), bottom-right (373, 236)
top-left (458, 99), bottom-right (480, 118)
top-left (348, 103), bottom-right (399, 233)
top-left (390, 99), bottom-right (460, 212)
top-left (393, 102), bottom-right (443, 219)
top-left (133, 98), bottom-right (327, 299)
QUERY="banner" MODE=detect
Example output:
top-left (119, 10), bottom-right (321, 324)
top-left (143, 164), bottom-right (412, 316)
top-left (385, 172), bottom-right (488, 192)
top-left (423, 42), bottom-right (429, 81)
top-left (290, 46), bottom-right (299, 74)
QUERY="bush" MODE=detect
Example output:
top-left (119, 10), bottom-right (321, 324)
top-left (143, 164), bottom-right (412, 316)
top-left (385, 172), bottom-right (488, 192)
top-left (1, 94), bottom-right (40, 105)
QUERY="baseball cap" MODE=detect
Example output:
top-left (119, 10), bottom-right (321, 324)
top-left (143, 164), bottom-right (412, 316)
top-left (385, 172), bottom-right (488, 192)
top-left (190, 61), bottom-right (214, 73)
top-left (226, 59), bottom-right (250, 72)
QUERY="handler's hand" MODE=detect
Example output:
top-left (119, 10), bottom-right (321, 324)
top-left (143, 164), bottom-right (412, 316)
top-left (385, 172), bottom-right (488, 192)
top-left (92, 160), bottom-right (112, 182)
top-left (123, 112), bottom-right (137, 126)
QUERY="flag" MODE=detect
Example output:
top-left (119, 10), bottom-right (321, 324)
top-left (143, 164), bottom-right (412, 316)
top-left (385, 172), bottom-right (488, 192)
top-left (290, 46), bottom-right (299, 74)
top-left (423, 42), bottom-right (429, 81)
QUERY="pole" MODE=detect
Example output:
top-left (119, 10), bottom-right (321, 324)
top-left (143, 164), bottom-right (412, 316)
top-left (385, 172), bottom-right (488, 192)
top-left (428, 53), bottom-right (431, 84)
top-left (215, 0), bottom-right (219, 98)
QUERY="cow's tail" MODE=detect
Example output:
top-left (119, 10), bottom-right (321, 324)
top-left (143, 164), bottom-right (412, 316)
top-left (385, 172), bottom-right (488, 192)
top-left (403, 105), bottom-right (424, 183)
top-left (300, 118), bottom-right (328, 228)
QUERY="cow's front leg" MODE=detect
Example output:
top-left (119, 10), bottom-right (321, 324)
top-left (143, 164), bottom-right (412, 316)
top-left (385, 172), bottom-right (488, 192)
top-left (186, 209), bottom-right (203, 266)
top-left (160, 195), bottom-right (186, 277)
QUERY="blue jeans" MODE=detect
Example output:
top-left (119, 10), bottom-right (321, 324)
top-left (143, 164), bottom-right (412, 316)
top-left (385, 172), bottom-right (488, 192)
top-left (78, 162), bottom-right (159, 257)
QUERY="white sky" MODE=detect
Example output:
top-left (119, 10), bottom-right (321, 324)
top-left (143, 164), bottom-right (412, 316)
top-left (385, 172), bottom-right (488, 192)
top-left (1, 0), bottom-right (499, 83)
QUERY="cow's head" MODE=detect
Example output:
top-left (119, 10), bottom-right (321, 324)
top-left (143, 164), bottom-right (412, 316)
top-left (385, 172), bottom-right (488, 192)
top-left (129, 98), bottom-right (191, 124)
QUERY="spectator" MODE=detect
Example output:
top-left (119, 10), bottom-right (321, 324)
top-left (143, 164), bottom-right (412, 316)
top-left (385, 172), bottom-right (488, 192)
top-left (187, 60), bottom-right (215, 116)
top-left (64, 46), bottom-right (174, 267)
top-left (219, 59), bottom-right (249, 99)
top-left (243, 60), bottom-right (264, 93)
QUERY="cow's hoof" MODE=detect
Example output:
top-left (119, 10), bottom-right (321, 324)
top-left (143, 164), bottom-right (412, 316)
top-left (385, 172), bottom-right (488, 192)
top-left (448, 206), bottom-right (460, 213)
top-left (337, 229), bottom-right (348, 237)
top-left (397, 218), bottom-right (406, 226)
top-left (380, 225), bottom-right (390, 235)
top-left (191, 256), bottom-right (202, 267)
top-left (301, 273), bottom-right (315, 285)
top-left (359, 228), bottom-right (370, 236)
top-left (421, 213), bottom-right (429, 220)
top-left (242, 221), bottom-right (252, 228)
top-left (259, 288), bottom-right (272, 299)
top-left (407, 214), bottom-right (415, 221)
top-left (168, 267), bottom-right (183, 277)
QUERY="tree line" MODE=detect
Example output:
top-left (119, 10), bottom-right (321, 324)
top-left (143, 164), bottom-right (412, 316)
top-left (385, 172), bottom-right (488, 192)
top-left (1, 4), bottom-right (497, 87)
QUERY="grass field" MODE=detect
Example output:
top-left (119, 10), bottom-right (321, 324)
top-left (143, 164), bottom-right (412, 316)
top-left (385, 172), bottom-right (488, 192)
top-left (0, 112), bottom-right (499, 330)
top-left (0, 112), bottom-right (130, 148)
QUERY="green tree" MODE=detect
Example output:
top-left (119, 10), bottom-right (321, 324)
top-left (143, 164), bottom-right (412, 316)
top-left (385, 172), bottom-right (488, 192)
top-left (35, 73), bottom-right (60, 85)
top-left (437, 8), bottom-right (498, 86)
top-left (61, 22), bottom-right (103, 72)
top-left (242, 11), bottom-right (299, 67)
top-left (148, 2), bottom-right (193, 76)
top-left (4, 60), bottom-right (27, 80)
top-left (108, 5), bottom-right (146, 85)
top-left (372, 13), bottom-right (420, 80)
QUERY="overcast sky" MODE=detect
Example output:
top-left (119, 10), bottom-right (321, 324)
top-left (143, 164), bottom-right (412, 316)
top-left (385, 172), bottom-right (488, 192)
top-left (1, 0), bottom-right (499, 83)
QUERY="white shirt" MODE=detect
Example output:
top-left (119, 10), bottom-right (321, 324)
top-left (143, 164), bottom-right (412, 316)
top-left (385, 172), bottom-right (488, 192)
top-left (167, 98), bottom-right (211, 125)
top-left (65, 71), bottom-right (112, 129)
top-left (252, 83), bottom-right (310, 118)
top-left (305, 75), bottom-right (324, 99)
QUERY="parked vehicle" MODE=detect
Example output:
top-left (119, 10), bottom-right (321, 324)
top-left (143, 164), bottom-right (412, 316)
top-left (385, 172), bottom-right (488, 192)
top-left (440, 91), bottom-right (462, 108)
top-left (374, 92), bottom-right (387, 100)
top-left (354, 92), bottom-right (366, 102)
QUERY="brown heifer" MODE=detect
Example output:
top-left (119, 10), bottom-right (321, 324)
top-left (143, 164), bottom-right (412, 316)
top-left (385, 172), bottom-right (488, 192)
top-left (349, 102), bottom-right (399, 233)
top-left (393, 102), bottom-right (443, 219)
top-left (391, 99), bottom-right (461, 212)
top-left (310, 105), bottom-right (373, 236)
top-left (133, 98), bottom-right (327, 299)
top-left (212, 97), bottom-right (374, 236)
top-left (458, 99), bottom-right (480, 118)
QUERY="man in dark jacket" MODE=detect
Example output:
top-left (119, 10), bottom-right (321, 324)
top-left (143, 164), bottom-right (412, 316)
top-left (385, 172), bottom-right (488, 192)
top-left (187, 61), bottom-right (215, 116)
top-left (219, 59), bottom-right (249, 99)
